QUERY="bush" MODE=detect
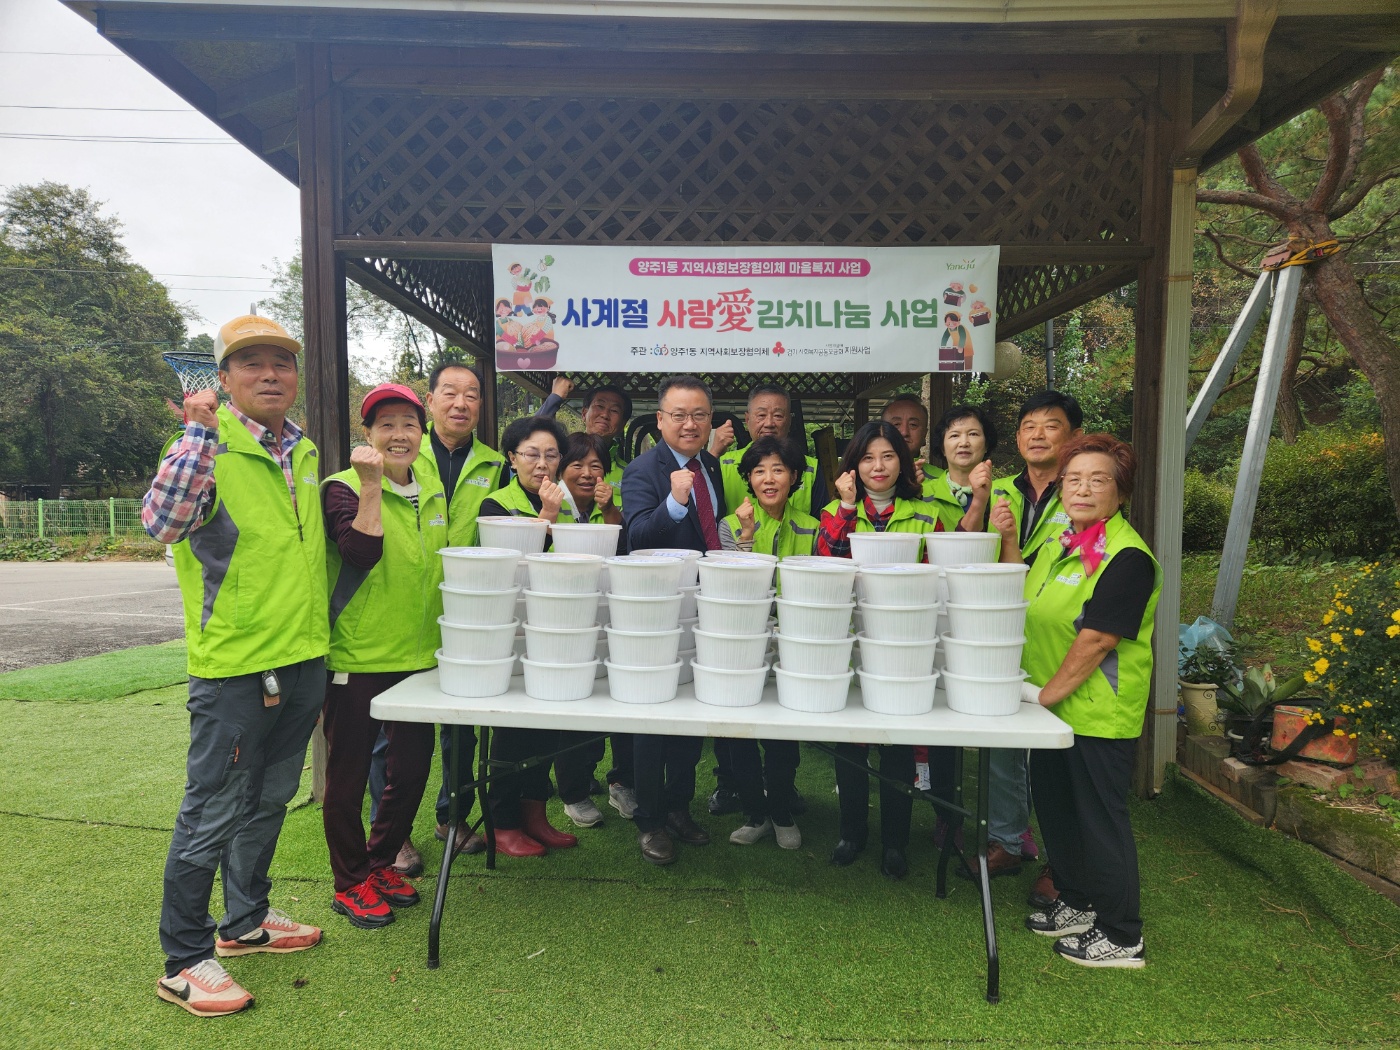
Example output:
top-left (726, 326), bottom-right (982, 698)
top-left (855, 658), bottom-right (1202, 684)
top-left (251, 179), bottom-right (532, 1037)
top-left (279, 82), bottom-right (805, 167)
top-left (1181, 468), bottom-right (1232, 552)
top-left (1251, 428), bottom-right (1399, 558)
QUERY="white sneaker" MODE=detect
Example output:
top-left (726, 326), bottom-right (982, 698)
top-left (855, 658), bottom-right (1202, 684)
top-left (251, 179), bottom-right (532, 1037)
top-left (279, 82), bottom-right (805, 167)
top-left (608, 783), bottom-right (638, 819)
top-left (773, 821), bottom-right (802, 850)
top-left (1025, 899), bottom-right (1097, 938)
top-left (1053, 925), bottom-right (1146, 969)
top-left (215, 908), bottom-right (322, 956)
top-left (729, 818), bottom-right (773, 845)
top-left (156, 958), bottom-right (253, 1017)
top-left (564, 798), bottom-right (605, 827)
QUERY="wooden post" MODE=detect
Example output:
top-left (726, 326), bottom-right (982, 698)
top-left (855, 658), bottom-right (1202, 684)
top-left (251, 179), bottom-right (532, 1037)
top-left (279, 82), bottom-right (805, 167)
top-left (1131, 57), bottom-right (1191, 798)
top-left (298, 42), bottom-right (347, 803)
top-left (478, 349), bottom-right (499, 448)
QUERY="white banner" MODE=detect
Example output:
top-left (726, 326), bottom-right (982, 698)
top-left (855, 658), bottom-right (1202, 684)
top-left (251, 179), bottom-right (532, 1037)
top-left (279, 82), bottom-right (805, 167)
top-left (490, 245), bottom-right (999, 374)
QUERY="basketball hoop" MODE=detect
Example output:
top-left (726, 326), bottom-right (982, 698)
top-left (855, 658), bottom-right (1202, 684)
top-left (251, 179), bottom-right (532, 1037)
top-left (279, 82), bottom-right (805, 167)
top-left (161, 351), bottom-right (222, 398)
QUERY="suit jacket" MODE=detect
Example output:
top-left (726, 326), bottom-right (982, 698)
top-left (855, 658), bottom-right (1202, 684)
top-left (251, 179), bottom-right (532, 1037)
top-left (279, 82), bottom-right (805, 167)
top-left (622, 442), bottom-right (727, 553)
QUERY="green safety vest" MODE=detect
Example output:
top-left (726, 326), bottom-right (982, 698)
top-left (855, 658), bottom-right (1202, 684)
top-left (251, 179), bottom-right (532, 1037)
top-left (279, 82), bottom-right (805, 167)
top-left (820, 496), bottom-right (940, 535)
top-left (1021, 512), bottom-right (1162, 739)
top-left (486, 476), bottom-right (563, 519)
top-left (919, 464), bottom-right (948, 503)
top-left (987, 473), bottom-right (1071, 556)
top-left (172, 405), bottom-right (328, 678)
top-left (323, 468), bottom-right (449, 673)
top-left (720, 504), bottom-right (819, 559)
top-left (720, 443), bottom-right (820, 518)
top-left (920, 471), bottom-right (973, 532)
top-left (415, 430), bottom-right (506, 547)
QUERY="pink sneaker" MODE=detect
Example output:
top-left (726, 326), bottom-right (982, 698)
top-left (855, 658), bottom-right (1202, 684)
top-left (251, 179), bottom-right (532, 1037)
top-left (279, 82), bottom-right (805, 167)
top-left (1020, 828), bottom-right (1039, 861)
top-left (215, 908), bottom-right (322, 956)
top-left (156, 958), bottom-right (253, 1017)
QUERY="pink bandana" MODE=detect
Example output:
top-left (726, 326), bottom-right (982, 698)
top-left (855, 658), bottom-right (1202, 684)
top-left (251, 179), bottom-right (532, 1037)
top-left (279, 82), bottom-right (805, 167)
top-left (1060, 519), bottom-right (1109, 576)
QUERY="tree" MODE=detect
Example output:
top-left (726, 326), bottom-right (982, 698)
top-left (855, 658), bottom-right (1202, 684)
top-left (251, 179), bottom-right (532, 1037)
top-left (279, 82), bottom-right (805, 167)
top-left (1197, 67), bottom-right (1400, 523)
top-left (0, 182), bottom-right (186, 496)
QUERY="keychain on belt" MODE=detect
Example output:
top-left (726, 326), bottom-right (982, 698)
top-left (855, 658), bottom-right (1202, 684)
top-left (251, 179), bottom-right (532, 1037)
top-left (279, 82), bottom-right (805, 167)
top-left (261, 669), bottom-right (281, 708)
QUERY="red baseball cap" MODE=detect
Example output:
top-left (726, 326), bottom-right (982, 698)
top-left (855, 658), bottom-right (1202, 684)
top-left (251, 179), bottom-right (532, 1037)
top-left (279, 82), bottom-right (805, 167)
top-left (360, 383), bottom-right (426, 427)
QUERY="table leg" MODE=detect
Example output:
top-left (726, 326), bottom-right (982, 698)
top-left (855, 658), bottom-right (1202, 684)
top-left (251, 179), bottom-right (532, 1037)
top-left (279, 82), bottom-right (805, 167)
top-left (479, 724), bottom-right (496, 871)
top-left (427, 723), bottom-right (461, 969)
top-left (975, 746), bottom-right (1000, 1004)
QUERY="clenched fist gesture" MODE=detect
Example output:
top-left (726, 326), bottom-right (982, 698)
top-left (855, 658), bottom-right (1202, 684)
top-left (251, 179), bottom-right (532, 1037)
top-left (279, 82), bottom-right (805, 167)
top-left (834, 469), bottom-right (859, 506)
top-left (351, 444), bottom-right (384, 485)
top-left (708, 419), bottom-right (736, 457)
top-left (969, 459), bottom-right (994, 501)
top-left (551, 375), bottom-right (575, 400)
top-left (913, 457), bottom-right (927, 485)
top-left (538, 477), bottom-right (565, 518)
top-left (184, 389), bottom-right (219, 429)
top-left (735, 496), bottom-right (757, 541)
top-left (670, 468), bottom-right (694, 506)
top-left (594, 480), bottom-right (614, 509)
top-left (989, 495), bottom-right (1016, 542)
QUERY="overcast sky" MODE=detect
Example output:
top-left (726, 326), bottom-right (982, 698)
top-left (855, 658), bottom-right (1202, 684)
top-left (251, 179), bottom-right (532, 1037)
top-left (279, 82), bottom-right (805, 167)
top-left (0, 0), bottom-right (391, 366)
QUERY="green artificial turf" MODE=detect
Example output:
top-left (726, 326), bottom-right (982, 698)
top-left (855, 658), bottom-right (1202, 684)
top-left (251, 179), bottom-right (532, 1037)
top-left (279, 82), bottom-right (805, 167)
top-left (2, 658), bottom-right (1398, 1049)
top-left (0, 639), bottom-right (187, 702)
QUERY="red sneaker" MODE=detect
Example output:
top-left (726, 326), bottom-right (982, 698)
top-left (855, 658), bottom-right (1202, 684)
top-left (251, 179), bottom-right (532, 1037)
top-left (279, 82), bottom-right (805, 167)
top-left (332, 879), bottom-right (395, 929)
top-left (369, 866), bottom-right (421, 908)
top-left (156, 959), bottom-right (253, 1017)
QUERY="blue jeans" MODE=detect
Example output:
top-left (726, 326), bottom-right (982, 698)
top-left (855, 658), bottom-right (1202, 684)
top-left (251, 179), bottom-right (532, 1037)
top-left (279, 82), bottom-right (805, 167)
top-left (159, 658), bottom-right (325, 976)
top-left (987, 747), bottom-right (1029, 854)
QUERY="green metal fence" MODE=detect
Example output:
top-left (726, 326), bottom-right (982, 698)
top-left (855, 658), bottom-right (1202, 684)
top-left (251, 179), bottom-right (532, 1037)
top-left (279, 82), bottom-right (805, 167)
top-left (0, 498), bottom-right (151, 541)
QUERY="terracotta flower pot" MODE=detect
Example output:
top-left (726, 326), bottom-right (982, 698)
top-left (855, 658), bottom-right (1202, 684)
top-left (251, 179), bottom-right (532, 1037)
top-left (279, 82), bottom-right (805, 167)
top-left (1179, 680), bottom-right (1223, 736)
top-left (1270, 704), bottom-right (1358, 765)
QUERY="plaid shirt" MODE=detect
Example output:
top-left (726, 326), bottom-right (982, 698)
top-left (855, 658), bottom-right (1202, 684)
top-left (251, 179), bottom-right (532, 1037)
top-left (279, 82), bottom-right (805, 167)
top-left (142, 405), bottom-right (303, 545)
top-left (816, 497), bottom-right (895, 558)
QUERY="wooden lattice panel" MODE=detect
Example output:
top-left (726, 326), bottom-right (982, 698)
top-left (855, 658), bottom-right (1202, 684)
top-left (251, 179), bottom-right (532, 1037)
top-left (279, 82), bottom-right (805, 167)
top-left (512, 370), bottom-right (906, 403)
top-left (341, 95), bottom-right (1144, 248)
top-left (351, 256), bottom-right (494, 348)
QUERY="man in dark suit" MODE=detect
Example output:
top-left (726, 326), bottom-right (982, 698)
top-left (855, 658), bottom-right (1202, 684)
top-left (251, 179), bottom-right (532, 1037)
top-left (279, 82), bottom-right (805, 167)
top-left (621, 374), bottom-right (726, 865)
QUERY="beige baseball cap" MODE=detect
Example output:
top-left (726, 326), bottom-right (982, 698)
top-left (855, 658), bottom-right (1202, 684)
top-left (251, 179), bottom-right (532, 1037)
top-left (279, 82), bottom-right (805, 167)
top-left (214, 314), bottom-right (302, 368)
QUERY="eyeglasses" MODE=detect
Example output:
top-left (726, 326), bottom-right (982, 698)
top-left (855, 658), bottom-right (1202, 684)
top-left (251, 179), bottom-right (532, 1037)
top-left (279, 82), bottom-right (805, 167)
top-left (512, 450), bottom-right (560, 465)
top-left (663, 410), bottom-right (711, 425)
top-left (1062, 474), bottom-right (1116, 492)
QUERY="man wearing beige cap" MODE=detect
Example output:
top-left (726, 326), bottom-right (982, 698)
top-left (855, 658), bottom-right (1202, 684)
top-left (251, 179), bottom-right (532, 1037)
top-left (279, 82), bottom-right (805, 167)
top-left (143, 315), bottom-right (326, 1017)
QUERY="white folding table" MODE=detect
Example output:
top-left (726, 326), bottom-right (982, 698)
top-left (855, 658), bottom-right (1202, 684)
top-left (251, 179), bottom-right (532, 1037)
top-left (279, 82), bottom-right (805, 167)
top-left (372, 670), bottom-right (1073, 1003)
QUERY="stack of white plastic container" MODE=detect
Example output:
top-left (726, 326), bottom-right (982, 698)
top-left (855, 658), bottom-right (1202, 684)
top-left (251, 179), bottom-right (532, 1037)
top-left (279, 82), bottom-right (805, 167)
top-left (436, 545), bottom-right (524, 698)
top-left (519, 550), bottom-right (604, 701)
top-left (854, 559), bottom-right (943, 714)
top-left (940, 561), bottom-right (1031, 716)
top-left (632, 548), bottom-right (703, 680)
top-left (690, 552), bottom-right (778, 708)
top-left (551, 523), bottom-right (623, 677)
top-left (764, 553), bottom-right (854, 713)
top-left (476, 516), bottom-right (551, 677)
top-left (603, 555), bottom-right (686, 703)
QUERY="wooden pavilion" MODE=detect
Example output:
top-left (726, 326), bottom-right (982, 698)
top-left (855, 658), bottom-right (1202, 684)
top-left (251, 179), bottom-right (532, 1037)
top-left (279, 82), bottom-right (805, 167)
top-left (63, 0), bottom-right (1400, 793)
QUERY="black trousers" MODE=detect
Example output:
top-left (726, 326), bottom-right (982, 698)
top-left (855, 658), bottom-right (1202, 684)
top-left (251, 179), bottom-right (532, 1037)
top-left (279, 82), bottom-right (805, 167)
top-left (1030, 735), bottom-right (1142, 946)
top-left (712, 737), bottom-right (737, 792)
top-left (605, 733), bottom-right (635, 788)
top-left (926, 745), bottom-right (962, 826)
top-left (551, 730), bottom-right (597, 805)
top-left (486, 727), bottom-right (556, 830)
top-left (731, 739), bottom-right (800, 823)
top-left (834, 743), bottom-right (914, 850)
top-left (633, 733), bottom-right (703, 832)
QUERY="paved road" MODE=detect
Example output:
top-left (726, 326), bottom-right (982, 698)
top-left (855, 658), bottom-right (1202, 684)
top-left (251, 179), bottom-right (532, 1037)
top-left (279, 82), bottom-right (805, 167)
top-left (0, 562), bottom-right (185, 671)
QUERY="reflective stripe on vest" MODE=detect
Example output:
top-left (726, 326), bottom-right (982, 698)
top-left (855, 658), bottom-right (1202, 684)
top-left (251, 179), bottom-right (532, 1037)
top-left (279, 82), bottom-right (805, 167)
top-left (172, 404), bottom-right (329, 678)
top-left (323, 467), bottom-right (449, 672)
top-left (1021, 513), bottom-right (1162, 739)
top-left (920, 473), bottom-right (971, 532)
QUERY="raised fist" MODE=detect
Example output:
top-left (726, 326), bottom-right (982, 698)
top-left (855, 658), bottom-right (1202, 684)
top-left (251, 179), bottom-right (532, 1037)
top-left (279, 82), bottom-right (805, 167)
top-left (350, 444), bottom-right (383, 485)
top-left (835, 469), bottom-right (858, 505)
top-left (184, 389), bottom-right (219, 429)
top-left (538, 477), bottom-right (564, 516)
top-left (969, 459), bottom-right (994, 499)
top-left (708, 419), bottom-right (736, 457)
top-left (594, 480), bottom-right (614, 508)
top-left (551, 375), bottom-right (575, 400)
top-left (735, 496), bottom-right (756, 534)
top-left (913, 457), bottom-right (927, 484)
top-left (989, 495), bottom-right (1017, 541)
top-left (670, 468), bottom-right (694, 506)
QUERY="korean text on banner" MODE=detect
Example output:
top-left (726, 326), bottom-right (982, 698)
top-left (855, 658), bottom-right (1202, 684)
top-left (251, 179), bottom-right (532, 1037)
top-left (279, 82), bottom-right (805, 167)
top-left (490, 246), bottom-right (999, 374)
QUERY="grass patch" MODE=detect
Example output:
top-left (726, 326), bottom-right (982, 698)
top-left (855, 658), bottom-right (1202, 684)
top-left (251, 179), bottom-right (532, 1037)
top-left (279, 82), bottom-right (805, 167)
top-left (0, 640), bottom-right (186, 701)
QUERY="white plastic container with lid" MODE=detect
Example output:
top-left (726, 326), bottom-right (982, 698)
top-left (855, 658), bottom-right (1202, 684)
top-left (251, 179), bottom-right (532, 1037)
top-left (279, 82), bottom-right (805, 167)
top-left (855, 634), bottom-right (937, 678)
top-left (437, 617), bottom-right (519, 661)
top-left (630, 548), bottom-right (702, 588)
top-left (605, 659), bottom-right (682, 704)
top-left (774, 557), bottom-right (858, 605)
top-left (439, 584), bottom-right (519, 626)
top-left (604, 625), bottom-right (683, 667)
top-left (606, 592), bottom-right (683, 632)
top-left (923, 532), bottom-right (1001, 567)
top-left (942, 668), bottom-right (1029, 716)
top-left (439, 546), bottom-right (521, 591)
top-left (522, 623), bottom-right (600, 664)
top-left (678, 584), bottom-right (700, 619)
top-left (858, 563), bottom-right (940, 607)
top-left (773, 632), bottom-right (855, 675)
top-left (437, 651), bottom-right (515, 697)
top-left (848, 532), bottom-right (922, 565)
top-left (940, 634), bottom-right (1026, 678)
top-left (697, 557), bottom-right (776, 600)
top-left (943, 564), bottom-right (1031, 607)
top-left (858, 601), bottom-right (940, 642)
top-left (703, 549), bottom-right (778, 564)
top-left (549, 522), bottom-right (622, 558)
top-left (523, 589), bottom-right (602, 629)
top-left (604, 555), bottom-right (685, 597)
top-left (945, 601), bottom-right (1029, 642)
top-left (773, 598), bottom-right (856, 641)
top-left (525, 552), bottom-right (604, 595)
top-left (858, 669), bottom-right (939, 716)
top-left (521, 656), bottom-right (598, 701)
top-left (692, 627), bottom-right (770, 671)
top-left (774, 665), bottom-right (853, 713)
top-left (696, 593), bottom-right (775, 637)
top-left (475, 515), bottom-right (549, 555)
top-left (692, 661), bottom-right (769, 708)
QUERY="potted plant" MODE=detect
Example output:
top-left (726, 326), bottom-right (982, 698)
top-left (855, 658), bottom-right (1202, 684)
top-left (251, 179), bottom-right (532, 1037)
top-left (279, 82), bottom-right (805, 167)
top-left (1178, 640), bottom-right (1241, 737)
top-left (1214, 664), bottom-right (1306, 759)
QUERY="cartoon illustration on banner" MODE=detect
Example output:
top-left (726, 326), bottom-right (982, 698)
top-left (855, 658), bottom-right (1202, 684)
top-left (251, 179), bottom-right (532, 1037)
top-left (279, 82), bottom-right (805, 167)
top-left (490, 246), bottom-right (999, 374)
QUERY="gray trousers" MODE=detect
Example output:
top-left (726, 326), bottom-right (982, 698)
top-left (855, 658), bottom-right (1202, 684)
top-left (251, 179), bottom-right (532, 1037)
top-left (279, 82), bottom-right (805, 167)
top-left (160, 658), bottom-right (325, 977)
top-left (988, 747), bottom-right (1030, 854)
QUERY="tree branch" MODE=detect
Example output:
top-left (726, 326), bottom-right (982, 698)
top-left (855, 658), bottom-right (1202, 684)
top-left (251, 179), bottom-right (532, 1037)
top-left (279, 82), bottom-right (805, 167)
top-left (1307, 91), bottom-right (1353, 213)
top-left (1197, 186), bottom-right (1296, 223)
top-left (1238, 143), bottom-right (1301, 209)
top-left (1330, 168), bottom-right (1400, 221)
top-left (1202, 228), bottom-right (1263, 280)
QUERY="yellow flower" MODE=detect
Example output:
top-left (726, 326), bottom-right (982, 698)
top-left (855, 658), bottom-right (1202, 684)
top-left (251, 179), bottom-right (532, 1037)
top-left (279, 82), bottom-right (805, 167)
top-left (1333, 728), bottom-right (1346, 737)
top-left (1314, 658), bottom-right (1330, 675)
top-left (1354, 628), bottom-right (1365, 636)
top-left (1308, 638), bottom-right (1323, 652)
top-left (1330, 632), bottom-right (1343, 644)
top-left (1304, 670), bottom-right (1318, 683)
top-left (1346, 606), bottom-right (1354, 615)
top-left (1363, 700), bottom-right (1374, 708)
top-left (1392, 609), bottom-right (1400, 622)
top-left (1387, 625), bottom-right (1400, 639)
top-left (1323, 610), bottom-right (1335, 625)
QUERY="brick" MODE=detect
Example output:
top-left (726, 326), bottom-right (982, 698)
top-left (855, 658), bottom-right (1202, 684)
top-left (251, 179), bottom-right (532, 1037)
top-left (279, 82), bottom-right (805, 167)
top-left (1277, 760), bottom-right (1349, 791)
top-left (1221, 758), bottom-right (1251, 783)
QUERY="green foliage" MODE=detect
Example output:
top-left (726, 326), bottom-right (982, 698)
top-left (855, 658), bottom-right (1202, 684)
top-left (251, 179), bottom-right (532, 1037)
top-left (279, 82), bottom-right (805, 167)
top-left (1336, 372), bottom-right (1384, 431)
top-left (1179, 638), bottom-right (1242, 687)
top-left (1305, 559), bottom-right (1400, 761)
top-left (1216, 664), bottom-right (1307, 719)
top-left (0, 183), bottom-right (186, 495)
top-left (1252, 427), bottom-right (1398, 557)
top-left (1187, 406), bottom-right (1250, 474)
top-left (1181, 468), bottom-right (1232, 552)
top-left (0, 538), bottom-right (60, 561)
